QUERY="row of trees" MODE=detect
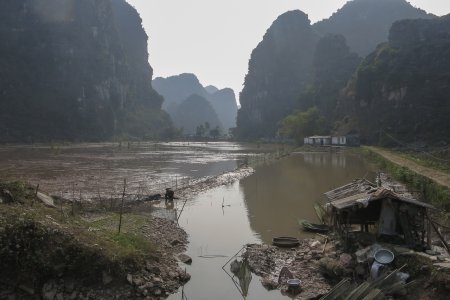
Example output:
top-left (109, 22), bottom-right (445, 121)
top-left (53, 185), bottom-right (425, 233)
top-left (195, 122), bottom-right (222, 139)
top-left (279, 107), bottom-right (327, 143)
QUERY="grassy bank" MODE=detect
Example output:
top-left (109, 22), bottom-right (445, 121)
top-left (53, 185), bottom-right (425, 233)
top-left (354, 147), bottom-right (450, 210)
top-left (396, 150), bottom-right (450, 175)
top-left (0, 179), bottom-right (157, 291)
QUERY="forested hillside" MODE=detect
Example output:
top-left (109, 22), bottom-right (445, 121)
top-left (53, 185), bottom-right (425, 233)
top-left (339, 14), bottom-right (450, 145)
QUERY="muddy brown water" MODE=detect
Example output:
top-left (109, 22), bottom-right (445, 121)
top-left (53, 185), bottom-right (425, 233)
top-left (168, 151), bottom-right (374, 300)
top-left (0, 143), bottom-right (373, 299)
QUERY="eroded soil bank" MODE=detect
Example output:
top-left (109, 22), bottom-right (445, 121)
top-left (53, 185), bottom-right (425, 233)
top-left (0, 181), bottom-right (189, 300)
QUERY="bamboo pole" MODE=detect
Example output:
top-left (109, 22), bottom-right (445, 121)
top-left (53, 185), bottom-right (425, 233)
top-left (176, 197), bottom-right (188, 224)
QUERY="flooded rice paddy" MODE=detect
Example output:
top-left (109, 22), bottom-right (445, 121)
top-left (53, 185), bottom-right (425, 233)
top-left (0, 142), bottom-right (374, 299)
top-left (0, 142), bottom-right (273, 200)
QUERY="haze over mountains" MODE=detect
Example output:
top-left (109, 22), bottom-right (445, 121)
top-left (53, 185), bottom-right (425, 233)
top-left (152, 73), bottom-right (238, 135)
top-left (0, 0), bottom-right (448, 145)
top-left (314, 0), bottom-right (433, 56)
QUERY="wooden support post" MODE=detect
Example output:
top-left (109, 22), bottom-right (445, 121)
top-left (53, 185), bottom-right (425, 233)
top-left (118, 178), bottom-right (126, 234)
top-left (427, 212), bottom-right (450, 253)
top-left (71, 183), bottom-right (75, 216)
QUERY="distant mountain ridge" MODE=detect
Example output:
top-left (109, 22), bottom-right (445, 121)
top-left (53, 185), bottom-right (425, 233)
top-left (152, 73), bottom-right (238, 134)
top-left (172, 94), bottom-right (222, 135)
top-left (314, 0), bottom-right (434, 56)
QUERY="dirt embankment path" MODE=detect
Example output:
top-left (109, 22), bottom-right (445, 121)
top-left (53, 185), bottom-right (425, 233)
top-left (366, 146), bottom-right (450, 189)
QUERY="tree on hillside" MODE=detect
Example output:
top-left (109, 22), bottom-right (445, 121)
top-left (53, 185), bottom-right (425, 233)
top-left (195, 124), bottom-right (205, 138)
top-left (279, 107), bottom-right (327, 143)
top-left (209, 126), bottom-right (221, 139)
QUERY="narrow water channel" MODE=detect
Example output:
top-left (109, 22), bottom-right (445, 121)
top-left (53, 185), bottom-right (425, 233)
top-left (169, 152), bottom-right (374, 299)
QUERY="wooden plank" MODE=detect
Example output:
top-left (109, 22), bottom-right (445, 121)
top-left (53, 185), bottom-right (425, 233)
top-left (427, 212), bottom-right (450, 254)
top-left (36, 192), bottom-right (56, 208)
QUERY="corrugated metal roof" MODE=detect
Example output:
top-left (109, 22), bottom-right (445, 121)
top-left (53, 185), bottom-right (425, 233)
top-left (325, 179), bottom-right (435, 210)
top-left (325, 179), bottom-right (376, 202)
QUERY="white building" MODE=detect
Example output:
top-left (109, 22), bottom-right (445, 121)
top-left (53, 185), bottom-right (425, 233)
top-left (304, 135), bottom-right (357, 146)
top-left (303, 136), bottom-right (331, 145)
top-left (332, 136), bottom-right (346, 145)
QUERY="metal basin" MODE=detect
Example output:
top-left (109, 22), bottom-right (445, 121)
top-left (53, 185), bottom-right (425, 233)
top-left (374, 249), bottom-right (394, 264)
top-left (287, 279), bottom-right (301, 287)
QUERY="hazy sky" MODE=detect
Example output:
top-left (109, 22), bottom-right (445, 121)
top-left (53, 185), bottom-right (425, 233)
top-left (127, 0), bottom-right (450, 102)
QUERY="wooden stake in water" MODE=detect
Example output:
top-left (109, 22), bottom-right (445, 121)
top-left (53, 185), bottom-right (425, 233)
top-left (118, 178), bottom-right (127, 234)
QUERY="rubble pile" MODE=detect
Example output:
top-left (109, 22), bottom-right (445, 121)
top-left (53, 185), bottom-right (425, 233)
top-left (244, 239), bottom-right (334, 299)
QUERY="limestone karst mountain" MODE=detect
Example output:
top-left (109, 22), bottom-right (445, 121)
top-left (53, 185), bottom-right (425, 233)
top-left (236, 0), bottom-right (438, 142)
top-left (0, 0), bottom-right (171, 142)
top-left (338, 14), bottom-right (450, 144)
top-left (314, 0), bottom-right (434, 56)
top-left (172, 94), bottom-right (222, 136)
top-left (153, 74), bottom-right (237, 134)
top-left (237, 10), bottom-right (320, 139)
top-left (208, 88), bottom-right (238, 130)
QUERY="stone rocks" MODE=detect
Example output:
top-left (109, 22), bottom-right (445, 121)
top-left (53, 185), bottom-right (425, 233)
top-left (245, 241), bottom-right (332, 299)
top-left (154, 288), bottom-right (162, 296)
top-left (179, 271), bottom-right (191, 283)
top-left (0, 189), bottom-right (14, 204)
top-left (168, 271), bottom-right (178, 279)
top-left (145, 263), bottom-right (161, 275)
top-left (262, 277), bottom-right (278, 290)
top-left (133, 277), bottom-right (144, 287)
top-left (126, 274), bottom-right (133, 285)
top-left (278, 267), bottom-right (294, 284)
top-left (339, 253), bottom-right (353, 268)
top-left (319, 257), bottom-right (345, 278)
top-left (170, 239), bottom-right (182, 246)
top-left (178, 254), bottom-right (192, 265)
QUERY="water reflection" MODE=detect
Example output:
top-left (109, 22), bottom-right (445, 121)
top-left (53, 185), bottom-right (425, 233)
top-left (169, 152), bottom-right (373, 299)
top-left (0, 142), bottom-right (261, 199)
top-left (169, 183), bottom-right (287, 300)
top-left (302, 152), bottom-right (347, 168)
top-left (240, 153), bottom-right (374, 243)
